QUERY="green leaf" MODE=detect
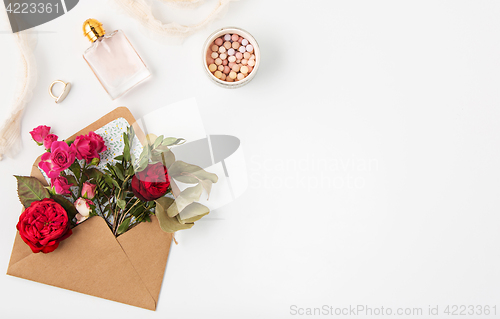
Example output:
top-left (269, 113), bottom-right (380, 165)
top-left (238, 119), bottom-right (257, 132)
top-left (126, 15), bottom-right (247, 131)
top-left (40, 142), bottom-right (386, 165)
top-left (177, 202), bottom-right (210, 224)
top-left (162, 137), bottom-right (186, 147)
top-left (130, 205), bottom-right (145, 217)
top-left (168, 161), bottom-right (219, 184)
top-left (84, 167), bottom-right (103, 181)
top-left (123, 133), bottom-right (131, 162)
top-left (114, 155), bottom-right (124, 161)
top-left (51, 194), bottom-right (78, 225)
top-left (139, 143), bottom-right (151, 161)
top-left (153, 135), bottom-right (164, 149)
top-left (200, 179), bottom-right (213, 199)
top-left (61, 173), bottom-right (77, 186)
top-left (117, 217), bottom-right (131, 235)
top-left (155, 197), bottom-right (177, 217)
top-left (127, 125), bottom-right (136, 142)
top-left (162, 150), bottom-right (176, 169)
top-left (135, 157), bottom-right (149, 173)
top-left (155, 198), bottom-right (194, 233)
top-left (104, 175), bottom-right (120, 189)
top-left (14, 176), bottom-right (50, 208)
top-left (69, 162), bottom-right (81, 180)
top-left (113, 163), bottom-right (125, 181)
top-left (126, 165), bottom-right (135, 176)
top-left (174, 183), bottom-right (203, 213)
top-left (117, 199), bottom-right (127, 210)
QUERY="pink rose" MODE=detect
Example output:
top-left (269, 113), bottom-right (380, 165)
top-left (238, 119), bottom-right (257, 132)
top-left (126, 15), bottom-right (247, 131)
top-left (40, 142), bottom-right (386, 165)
top-left (74, 197), bottom-right (93, 224)
top-left (50, 176), bottom-right (73, 196)
top-left (81, 182), bottom-right (96, 199)
top-left (39, 141), bottom-right (76, 178)
top-left (30, 125), bottom-right (51, 145)
top-left (43, 134), bottom-right (58, 150)
top-left (73, 131), bottom-right (107, 164)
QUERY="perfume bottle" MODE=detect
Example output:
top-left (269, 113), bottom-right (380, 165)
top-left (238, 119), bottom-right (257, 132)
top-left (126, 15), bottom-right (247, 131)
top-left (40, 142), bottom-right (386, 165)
top-left (82, 19), bottom-right (151, 100)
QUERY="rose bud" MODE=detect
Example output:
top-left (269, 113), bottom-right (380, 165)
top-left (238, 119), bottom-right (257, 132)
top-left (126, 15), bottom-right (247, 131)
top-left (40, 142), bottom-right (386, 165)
top-left (50, 176), bottom-right (73, 196)
top-left (43, 134), bottom-right (58, 150)
top-left (74, 197), bottom-right (93, 224)
top-left (29, 125), bottom-right (51, 145)
top-left (90, 157), bottom-right (100, 166)
top-left (131, 162), bottom-right (171, 202)
top-left (81, 182), bottom-right (97, 200)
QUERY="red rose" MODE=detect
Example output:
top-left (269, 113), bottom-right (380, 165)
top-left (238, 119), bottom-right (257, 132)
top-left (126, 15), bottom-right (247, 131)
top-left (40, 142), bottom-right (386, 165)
top-left (16, 198), bottom-right (72, 253)
top-left (73, 131), bottom-right (107, 164)
top-left (131, 163), bottom-right (171, 202)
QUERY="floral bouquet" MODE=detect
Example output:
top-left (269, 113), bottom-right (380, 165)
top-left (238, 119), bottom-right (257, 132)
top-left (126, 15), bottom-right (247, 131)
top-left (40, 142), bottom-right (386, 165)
top-left (8, 108), bottom-right (218, 309)
top-left (15, 119), bottom-right (217, 254)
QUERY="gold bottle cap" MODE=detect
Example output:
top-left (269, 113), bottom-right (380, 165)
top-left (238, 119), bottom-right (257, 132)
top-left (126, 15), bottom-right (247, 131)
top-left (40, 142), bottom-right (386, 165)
top-left (83, 19), bottom-right (105, 42)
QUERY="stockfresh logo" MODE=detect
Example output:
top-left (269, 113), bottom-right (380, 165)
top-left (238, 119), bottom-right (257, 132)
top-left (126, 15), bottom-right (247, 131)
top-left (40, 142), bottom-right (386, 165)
top-left (4, 0), bottom-right (79, 33)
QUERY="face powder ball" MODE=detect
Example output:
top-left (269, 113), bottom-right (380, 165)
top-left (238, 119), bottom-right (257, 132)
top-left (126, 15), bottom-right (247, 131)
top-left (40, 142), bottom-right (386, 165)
top-left (206, 31), bottom-right (258, 85)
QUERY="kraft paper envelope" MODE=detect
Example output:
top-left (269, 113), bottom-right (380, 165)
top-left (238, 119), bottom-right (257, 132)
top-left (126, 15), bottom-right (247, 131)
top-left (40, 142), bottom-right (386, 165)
top-left (7, 107), bottom-right (173, 310)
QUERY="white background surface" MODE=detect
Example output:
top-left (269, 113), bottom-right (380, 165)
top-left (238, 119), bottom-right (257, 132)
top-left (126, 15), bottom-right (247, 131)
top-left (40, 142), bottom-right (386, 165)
top-left (1, 1), bottom-right (500, 318)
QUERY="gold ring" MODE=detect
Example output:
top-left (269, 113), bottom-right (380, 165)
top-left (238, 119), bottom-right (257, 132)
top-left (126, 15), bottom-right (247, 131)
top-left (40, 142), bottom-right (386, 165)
top-left (49, 80), bottom-right (71, 103)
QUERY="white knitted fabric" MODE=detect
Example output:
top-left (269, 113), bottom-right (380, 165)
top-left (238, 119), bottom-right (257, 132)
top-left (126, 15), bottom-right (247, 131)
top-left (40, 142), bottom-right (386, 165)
top-left (111, 0), bottom-right (237, 44)
top-left (0, 8), bottom-right (37, 161)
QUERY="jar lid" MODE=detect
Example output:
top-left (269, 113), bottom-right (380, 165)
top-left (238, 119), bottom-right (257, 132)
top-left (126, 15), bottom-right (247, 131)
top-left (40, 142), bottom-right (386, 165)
top-left (83, 19), bottom-right (105, 42)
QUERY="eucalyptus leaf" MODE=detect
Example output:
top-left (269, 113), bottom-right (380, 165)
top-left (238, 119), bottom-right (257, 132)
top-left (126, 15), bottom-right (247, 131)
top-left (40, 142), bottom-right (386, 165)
top-left (145, 133), bottom-right (158, 145)
top-left (174, 183), bottom-right (203, 213)
top-left (155, 199), bottom-right (194, 233)
top-left (162, 150), bottom-right (176, 169)
top-left (200, 179), bottom-right (213, 199)
top-left (153, 135), bottom-right (164, 149)
top-left (155, 197), bottom-right (177, 217)
top-left (162, 137), bottom-right (186, 146)
top-left (14, 176), bottom-right (50, 208)
top-left (135, 157), bottom-right (149, 173)
top-left (178, 202), bottom-right (210, 224)
top-left (149, 153), bottom-right (163, 165)
top-left (168, 161), bottom-right (218, 184)
top-left (154, 145), bottom-right (170, 152)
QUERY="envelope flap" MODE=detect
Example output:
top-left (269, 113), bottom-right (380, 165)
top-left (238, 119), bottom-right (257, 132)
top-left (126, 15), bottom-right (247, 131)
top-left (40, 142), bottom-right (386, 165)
top-left (7, 217), bottom-right (157, 310)
top-left (117, 216), bottom-right (173, 304)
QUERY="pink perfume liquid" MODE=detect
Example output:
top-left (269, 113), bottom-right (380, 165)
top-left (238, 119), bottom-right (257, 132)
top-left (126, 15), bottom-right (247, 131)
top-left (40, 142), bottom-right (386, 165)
top-left (83, 30), bottom-right (151, 100)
